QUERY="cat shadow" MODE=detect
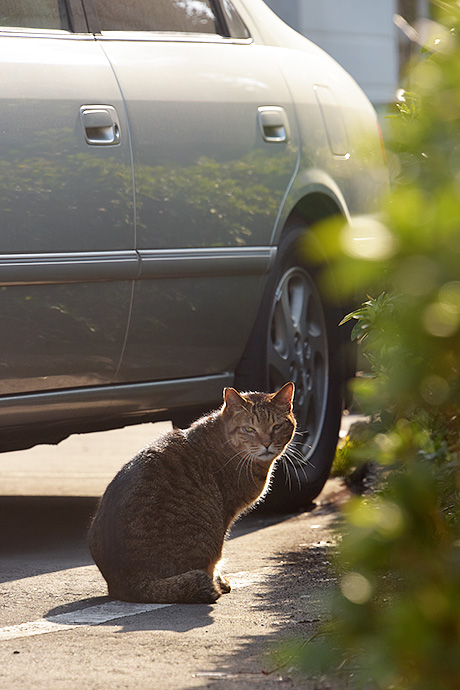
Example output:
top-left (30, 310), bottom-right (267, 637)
top-left (45, 596), bottom-right (215, 633)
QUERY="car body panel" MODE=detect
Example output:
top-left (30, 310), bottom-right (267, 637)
top-left (114, 246), bottom-right (275, 383)
top-left (0, 32), bottom-right (136, 393)
top-left (97, 37), bottom-right (299, 249)
top-left (0, 34), bottom-right (135, 253)
top-left (97, 35), bottom-right (299, 382)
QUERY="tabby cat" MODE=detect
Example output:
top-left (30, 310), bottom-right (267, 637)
top-left (88, 382), bottom-right (296, 604)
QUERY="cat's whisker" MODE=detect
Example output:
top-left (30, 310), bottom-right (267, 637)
top-left (287, 455), bottom-right (315, 473)
top-left (242, 454), bottom-right (253, 486)
top-left (248, 460), bottom-right (254, 485)
top-left (236, 461), bottom-right (244, 487)
top-left (237, 451), bottom-right (260, 488)
top-left (282, 454), bottom-right (305, 491)
top-left (286, 444), bottom-right (305, 458)
top-left (286, 445), bottom-right (315, 468)
top-left (248, 455), bottom-right (255, 483)
top-left (244, 455), bottom-right (251, 483)
top-left (249, 455), bottom-right (257, 485)
top-left (290, 457), bottom-right (303, 489)
top-left (216, 448), bottom-right (250, 473)
top-left (287, 445), bottom-right (311, 460)
top-left (294, 449), bottom-right (314, 484)
top-left (236, 453), bottom-right (251, 487)
top-left (280, 454), bottom-right (293, 490)
top-left (247, 453), bottom-right (256, 483)
top-left (292, 428), bottom-right (309, 435)
top-left (289, 437), bottom-right (313, 452)
top-left (296, 456), bottom-right (310, 485)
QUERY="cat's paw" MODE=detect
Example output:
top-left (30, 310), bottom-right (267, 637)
top-left (187, 570), bottom-right (222, 604)
top-left (193, 584), bottom-right (222, 604)
top-left (216, 575), bottom-right (231, 594)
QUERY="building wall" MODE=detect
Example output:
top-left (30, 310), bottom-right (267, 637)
top-left (265, 0), bottom-right (399, 105)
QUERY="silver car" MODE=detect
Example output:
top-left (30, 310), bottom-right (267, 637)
top-left (0, 0), bottom-right (386, 510)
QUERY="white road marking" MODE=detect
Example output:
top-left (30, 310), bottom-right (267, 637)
top-left (0, 570), bottom-right (264, 642)
top-left (0, 601), bottom-right (169, 641)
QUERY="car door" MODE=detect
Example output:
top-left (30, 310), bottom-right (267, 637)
top-left (85, 0), bottom-right (299, 383)
top-left (0, 0), bottom-right (136, 395)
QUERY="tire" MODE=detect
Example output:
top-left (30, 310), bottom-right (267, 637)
top-left (234, 227), bottom-right (345, 512)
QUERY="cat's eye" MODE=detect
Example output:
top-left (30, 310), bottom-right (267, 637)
top-left (272, 423), bottom-right (283, 431)
top-left (242, 426), bottom-right (256, 434)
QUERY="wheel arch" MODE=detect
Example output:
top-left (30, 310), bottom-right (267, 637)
top-left (277, 190), bottom-right (346, 242)
top-left (274, 190), bottom-right (347, 317)
top-left (271, 165), bottom-right (352, 243)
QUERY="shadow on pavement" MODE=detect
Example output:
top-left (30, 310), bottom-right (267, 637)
top-left (0, 496), bottom-right (98, 583)
top-left (181, 502), bottom-right (342, 689)
top-left (0, 494), bottom-right (296, 584)
top-left (0, 495), bottom-right (99, 552)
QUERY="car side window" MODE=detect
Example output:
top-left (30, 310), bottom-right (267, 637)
top-left (93, 0), bottom-right (219, 34)
top-left (0, 0), bottom-right (70, 30)
top-left (221, 0), bottom-right (249, 39)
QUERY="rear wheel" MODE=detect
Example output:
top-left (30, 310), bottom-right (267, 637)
top-left (235, 228), bottom-right (345, 512)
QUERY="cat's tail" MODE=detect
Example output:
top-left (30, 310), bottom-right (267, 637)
top-left (107, 569), bottom-right (222, 604)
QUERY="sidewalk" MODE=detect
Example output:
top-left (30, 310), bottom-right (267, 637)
top-left (0, 480), bottom-right (348, 690)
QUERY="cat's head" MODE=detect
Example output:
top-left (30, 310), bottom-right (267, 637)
top-left (222, 382), bottom-right (296, 462)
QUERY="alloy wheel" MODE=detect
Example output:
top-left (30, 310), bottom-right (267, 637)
top-left (267, 267), bottom-right (329, 458)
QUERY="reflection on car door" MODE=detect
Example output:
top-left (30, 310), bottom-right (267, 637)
top-left (0, 24), bottom-right (136, 394)
top-left (94, 4), bottom-right (299, 383)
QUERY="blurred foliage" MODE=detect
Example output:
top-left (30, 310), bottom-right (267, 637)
top-left (331, 419), bottom-right (378, 490)
top-left (296, 2), bottom-right (460, 688)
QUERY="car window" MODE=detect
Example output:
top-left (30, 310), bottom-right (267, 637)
top-left (93, 0), bottom-right (219, 34)
top-left (221, 0), bottom-right (249, 39)
top-left (0, 0), bottom-right (70, 30)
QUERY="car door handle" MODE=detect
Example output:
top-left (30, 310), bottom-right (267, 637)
top-left (80, 106), bottom-right (121, 146)
top-left (257, 106), bottom-right (288, 143)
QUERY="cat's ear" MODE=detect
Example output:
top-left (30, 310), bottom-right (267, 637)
top-left (271, 382), bottom-right (295, 410)
top-left (223, 387), bottom-right (251, 412)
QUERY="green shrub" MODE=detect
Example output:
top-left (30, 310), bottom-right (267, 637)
top-left (295, 2), bottom-right (460, 687)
